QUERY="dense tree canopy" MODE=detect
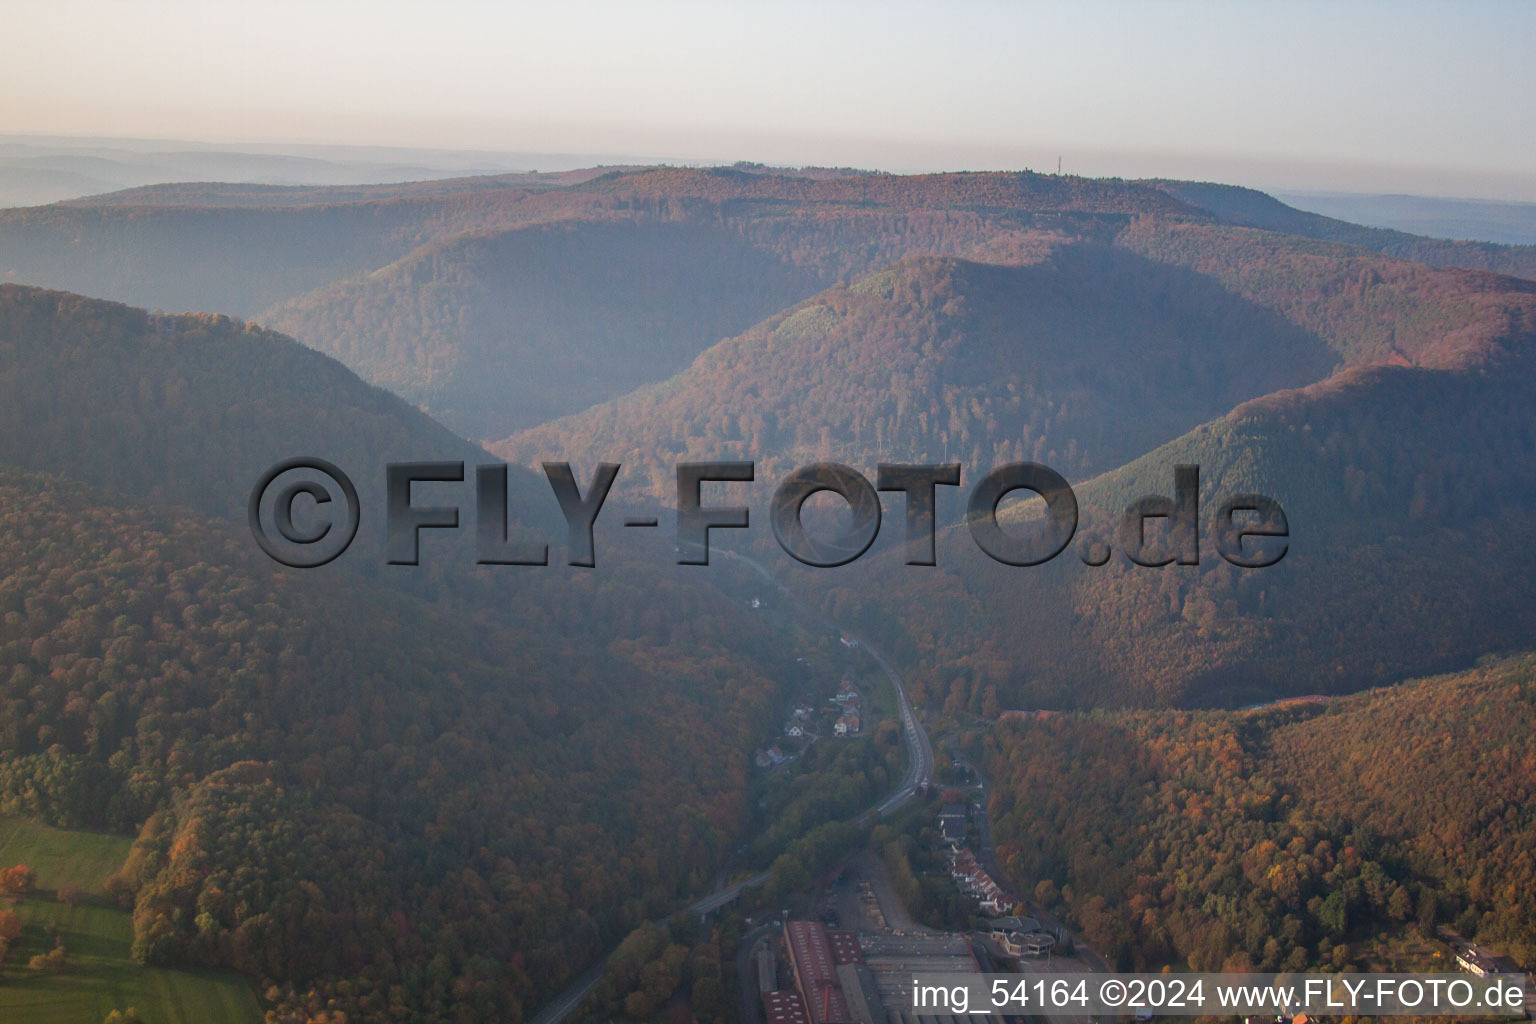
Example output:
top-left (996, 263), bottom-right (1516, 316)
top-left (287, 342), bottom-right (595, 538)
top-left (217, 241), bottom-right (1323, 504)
top-left (983, 655), bottom-right (1536, 972)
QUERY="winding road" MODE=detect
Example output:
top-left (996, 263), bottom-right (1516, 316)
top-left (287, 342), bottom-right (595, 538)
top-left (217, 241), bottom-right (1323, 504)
top-left (528, 544), bottom-right (934, 1024)
top-left (723, 549), bottom-right (932, 818)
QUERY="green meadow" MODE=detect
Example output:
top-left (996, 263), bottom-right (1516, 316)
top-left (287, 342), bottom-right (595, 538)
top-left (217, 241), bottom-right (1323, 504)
top-left (0, 818), bottom-right (131, 894)
top-left (0, 817), bottom-right (262, 1024)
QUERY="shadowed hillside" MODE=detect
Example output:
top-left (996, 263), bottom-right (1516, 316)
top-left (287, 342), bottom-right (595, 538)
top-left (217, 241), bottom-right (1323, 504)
top-left (260, 218), bottom-right (830, 439)
top-left (0, 285), bottom-right (817, 1021)
top-left (0, 166), bottom-right (1182, 320)
top-left (822, 345), bottom-right (1536, 711)
top-left (258, 173), bottom-right (1190, 439)
top-left (0, 283), bottom-right (553, 554)
top-left (496, 244), bottom-right (1338, 495)
top-left (9, 166), bottom-right (1536, 448)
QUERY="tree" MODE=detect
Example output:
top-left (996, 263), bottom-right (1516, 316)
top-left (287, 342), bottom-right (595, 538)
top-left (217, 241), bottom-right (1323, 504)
top-left (1388, 885), bottom-right (1413, 922)
top-left (29, 945), bottom-right (67, 973)
top-left (1, 865), bottom-right (36, 894)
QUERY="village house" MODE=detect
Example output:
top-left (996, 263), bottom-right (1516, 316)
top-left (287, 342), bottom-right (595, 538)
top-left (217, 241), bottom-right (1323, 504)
top-left (1455, 945), bottom-right (1505, 977)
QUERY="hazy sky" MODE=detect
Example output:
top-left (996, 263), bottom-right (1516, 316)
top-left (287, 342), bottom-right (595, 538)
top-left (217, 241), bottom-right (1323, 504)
top-left (5, 0), bottom-right (1534, 198)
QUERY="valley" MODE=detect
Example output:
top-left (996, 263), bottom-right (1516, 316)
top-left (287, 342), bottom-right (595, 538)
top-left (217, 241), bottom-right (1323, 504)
top-left (1, 161), bottom-right (1533, 1022)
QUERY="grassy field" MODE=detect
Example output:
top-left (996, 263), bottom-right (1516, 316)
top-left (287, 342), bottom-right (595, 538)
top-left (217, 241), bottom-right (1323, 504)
top-left (0, 900), bottom-right (264, 1024)
top-left (0, 817), bottom-right (132, 893)
top-left (0, 816), bottom-right (262, 1024)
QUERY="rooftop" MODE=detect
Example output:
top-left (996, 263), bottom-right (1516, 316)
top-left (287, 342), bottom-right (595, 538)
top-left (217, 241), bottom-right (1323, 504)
top-left (763, 989), bottom-right (810, 1024)
top-left (784, 920), bottom-right (855, 1024)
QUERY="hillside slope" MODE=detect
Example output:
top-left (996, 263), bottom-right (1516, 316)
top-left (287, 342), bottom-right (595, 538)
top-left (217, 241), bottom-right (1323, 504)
top-left (0, 284), bottom-right (804, 1021)
top-left (0, 166), bottom-right (1181, 320)
top-left (499, 214), bottom-right (1536, 507)
top-left (260, 217), bottom-right (830, 439)
top-left (0, 462), bottom-right (789, 1022)
top-left (496, 245), bottom-right (1338, 494)
top-left (826, 345), bottom-right (1536, 711)
top-left (0, 284), bottom-right (484, 511)
top-left (10, 166), bottom-right (1536, 446)
top-left (985, 653), bottom-right (1536, 973)
top-left (1150, 180), bottom-right (1536, 282)
top-left (259, 170), bottom-right (1192, 439)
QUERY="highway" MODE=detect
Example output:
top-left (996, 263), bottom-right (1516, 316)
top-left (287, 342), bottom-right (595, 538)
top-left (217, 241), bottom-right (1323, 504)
top-left (865, 632), bottom-right (934, 816)
top-left (687, 867), bottom-right (774, 914)
top-left (527, 962), bottom-right (605, 1024)
top-left (527, 542), bottom-right (934, 1024)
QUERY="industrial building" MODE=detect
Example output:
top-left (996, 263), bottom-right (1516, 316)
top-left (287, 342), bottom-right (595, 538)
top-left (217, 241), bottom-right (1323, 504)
top-left (767, 921), bottom-right (1006, 1024)
top-left (781, 920), bottom-right (858, 1023)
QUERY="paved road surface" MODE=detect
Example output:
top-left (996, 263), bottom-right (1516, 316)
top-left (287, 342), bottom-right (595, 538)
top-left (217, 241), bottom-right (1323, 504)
top-left (867, 634), bottom-right (934, 816)
top-left (527, 543), bottom-right (934, 1024)
top-left (689, 868), bottom-right (774, 914)
top-left (734, 922), bottom-right (778, 1024)
top-left (528, 960), bottom-right (605, 1024)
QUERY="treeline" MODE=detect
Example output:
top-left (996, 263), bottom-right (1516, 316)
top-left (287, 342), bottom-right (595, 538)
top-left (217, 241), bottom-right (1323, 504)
top-left (577, 166), bottom-right (1193, 216)
top-left (981, 655), bottom-right (1536, 972)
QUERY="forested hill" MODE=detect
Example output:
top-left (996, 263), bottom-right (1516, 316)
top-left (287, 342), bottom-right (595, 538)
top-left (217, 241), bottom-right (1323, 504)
top-left (1148, 179), bottom-right (1536, 283)
top-left (0, 282), bottom-right (566, 573)
top-left (0, 166), bottom-right (1181, 320)
top-left (820, 341), bottom-right (1536, 712)
top-left (0, 285), bottom-right (484, 507)
top-left (9, 164), bottom-right (1536, 442)
top-left (2, 167), bottom-right (1192, 438)
top-left (1115, 215), bottom-right (1536, 368)
top-left (259, 217), bottom-right (832, 440)
top-left (0, 283), bottom-right (816, 1020)
top-left (254, 172), bottom-right (1188, 439)
top-left (485, 209), bottom-right (1536, 715)
top-left (984, 653), bottom-right (1536, 973)
top-left (496, 212), bottom-right (1536, 506)
top-left (58, 165), bottom-right (625, 208)
top-left (0, 462), bottom-right (790, 1022)
top-left (494, 245), bottom-right (1338, 495)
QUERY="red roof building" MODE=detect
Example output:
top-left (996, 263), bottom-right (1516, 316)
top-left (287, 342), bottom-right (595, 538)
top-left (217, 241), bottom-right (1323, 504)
top-left (825, 929), bottom-right (864, 965)
top-left (763, 989), bottom-right (810, 1024)
top-left (784, 920), bottom-right (855, 1023)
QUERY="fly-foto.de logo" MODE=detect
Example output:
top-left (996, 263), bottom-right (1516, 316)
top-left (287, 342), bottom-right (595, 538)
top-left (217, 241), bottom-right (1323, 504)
top-left (248, 459), bottom-right (1288, 570)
